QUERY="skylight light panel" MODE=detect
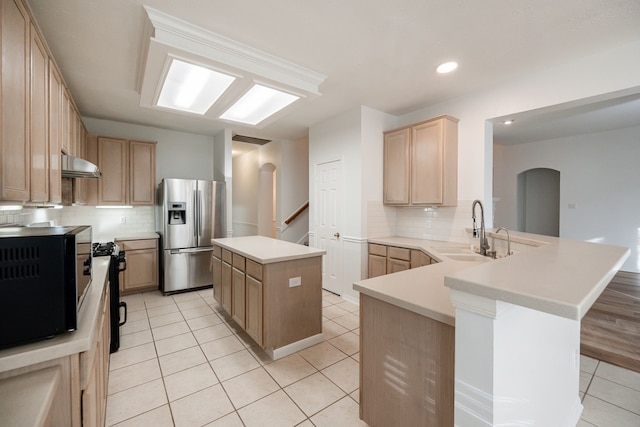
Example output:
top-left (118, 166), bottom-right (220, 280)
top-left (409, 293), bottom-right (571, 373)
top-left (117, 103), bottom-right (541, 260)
top-left (157, 59), bottom-right (235, 114)
top-left (220, 84), bottom-right (300, 125)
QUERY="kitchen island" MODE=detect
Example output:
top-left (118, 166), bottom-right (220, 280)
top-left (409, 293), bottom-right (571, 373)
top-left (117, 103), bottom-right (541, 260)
top-left (354, 232), bottom-right (629, 427)
top-left (211, 236), bottom-right (326, 360)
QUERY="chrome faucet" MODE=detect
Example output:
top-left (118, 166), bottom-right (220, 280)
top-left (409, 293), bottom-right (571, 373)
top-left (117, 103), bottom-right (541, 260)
top-left (496, 227), bottom-right (512, 257)
top-left (471, 199), bottom-right (490, 256)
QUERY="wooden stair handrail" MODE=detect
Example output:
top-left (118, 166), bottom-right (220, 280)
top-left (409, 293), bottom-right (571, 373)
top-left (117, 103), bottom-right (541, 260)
top-left (284, 201), bottom-right (309, 225)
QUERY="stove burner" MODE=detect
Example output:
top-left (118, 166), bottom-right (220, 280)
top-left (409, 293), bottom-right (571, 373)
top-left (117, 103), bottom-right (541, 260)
top-left (92, 242), bottom-right (116, 257)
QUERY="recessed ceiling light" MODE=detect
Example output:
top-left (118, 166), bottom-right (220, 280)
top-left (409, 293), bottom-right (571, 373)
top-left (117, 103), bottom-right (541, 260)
top-left (503, 119), bottom-right (515, 125)
top-left (157, 59), bottom-right (236, 114)
top-left (220, 84), bottom-right (300, 125)
top-left (436, 61), bottom-right (458, 74)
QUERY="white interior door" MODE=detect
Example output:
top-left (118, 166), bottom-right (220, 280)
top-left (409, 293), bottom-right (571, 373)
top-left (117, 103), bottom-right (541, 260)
top-left (315, 160), bottom-right (343, 295)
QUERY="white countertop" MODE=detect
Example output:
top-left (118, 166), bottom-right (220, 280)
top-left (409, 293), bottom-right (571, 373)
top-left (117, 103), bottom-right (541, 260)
top-left (355, 234), bottom-right (629, 322)
top-left (0, 258), bottom-right (109, 373)
top-left (212, 236), bottom-right (326, 264)
top-left (445, 237), bottom-right (629, 320)
top-left (113, 231), bottom-right (159, 241)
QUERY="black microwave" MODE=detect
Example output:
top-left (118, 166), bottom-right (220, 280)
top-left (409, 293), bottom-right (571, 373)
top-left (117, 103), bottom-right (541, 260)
top-left (0, 225), bottom-right (92, 349)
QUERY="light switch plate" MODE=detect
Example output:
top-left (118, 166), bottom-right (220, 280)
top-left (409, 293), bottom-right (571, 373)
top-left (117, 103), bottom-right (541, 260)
top-left (289, 276), bottom-right (301, 287)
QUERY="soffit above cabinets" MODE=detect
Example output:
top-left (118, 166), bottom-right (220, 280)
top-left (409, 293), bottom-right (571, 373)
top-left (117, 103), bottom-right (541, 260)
top-left (137, 6), bottom-right (327, 128)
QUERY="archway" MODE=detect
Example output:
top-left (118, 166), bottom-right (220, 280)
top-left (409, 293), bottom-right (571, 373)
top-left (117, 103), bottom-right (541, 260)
top-left (517, 168), bottom-right (560, 236)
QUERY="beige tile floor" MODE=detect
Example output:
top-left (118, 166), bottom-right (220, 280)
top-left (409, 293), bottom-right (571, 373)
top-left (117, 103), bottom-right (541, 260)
top-left (107, 289), bottom-right (640, 426)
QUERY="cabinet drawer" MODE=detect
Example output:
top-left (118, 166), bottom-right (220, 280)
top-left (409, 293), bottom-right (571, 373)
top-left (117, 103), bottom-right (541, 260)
top-left (233, 253), bottom-right (245, 271)
top-left (369, 243), bottom-right (387, 257)
top-left (246, 259), bottom-right (262, 281)
top-left (222, 249), bottom-right (232, 264)
top-left (388, 246), bottom-right (410, 261)
top-left (118, 239), bottom-right (157, 250)
top-left (212, 245), bottom-right (221, 258)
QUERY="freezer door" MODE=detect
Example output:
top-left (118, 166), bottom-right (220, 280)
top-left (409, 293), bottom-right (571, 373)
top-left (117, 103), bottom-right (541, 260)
top-left (162, 179), bottom-right (197, 249)
top-left (196, 180), bottom-right (212, 247)
top-left (162, 248), bottom-right (213, 293)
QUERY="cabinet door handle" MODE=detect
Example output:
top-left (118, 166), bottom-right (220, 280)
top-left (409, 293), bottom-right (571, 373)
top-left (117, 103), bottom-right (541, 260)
top-left (334, 232), bottom-right (340, 238)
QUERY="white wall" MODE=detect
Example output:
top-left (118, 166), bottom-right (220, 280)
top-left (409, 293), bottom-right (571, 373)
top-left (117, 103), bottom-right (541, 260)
top-left (232, 149), bottom-right (259, 236)
top-left (494, 125), bottom-right (640, 272)
top-left (397, 40), bottom-right (640, 228)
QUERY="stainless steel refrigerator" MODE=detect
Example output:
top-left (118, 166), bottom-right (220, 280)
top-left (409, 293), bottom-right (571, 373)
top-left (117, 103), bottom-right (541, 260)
top-left (158, 178), bottom-right (226, 294)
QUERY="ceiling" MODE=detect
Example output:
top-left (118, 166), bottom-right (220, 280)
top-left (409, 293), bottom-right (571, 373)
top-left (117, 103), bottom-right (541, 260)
top-left (28, 0), bottom-right (640, 146)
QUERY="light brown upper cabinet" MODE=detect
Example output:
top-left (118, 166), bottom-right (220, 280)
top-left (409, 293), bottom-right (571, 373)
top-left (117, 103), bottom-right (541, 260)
top-left (29, 22), bottom-right (48, 203)
top-left (129, 140), bottom-right (156, 205)
top-left (0, 0), bottom-right (30, 202)
top-left (96, 136), bottom-right (156, 206)
top-left (383, 115), bottom-right (458, 206)
top-left (48, 61), bottom-right (62, 204)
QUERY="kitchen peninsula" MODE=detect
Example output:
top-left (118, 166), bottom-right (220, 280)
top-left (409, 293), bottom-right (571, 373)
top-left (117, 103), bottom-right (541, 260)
top-left (211, 236), bottom-right (326, 360)
top-left (355, 232), bottom-right (629, 427)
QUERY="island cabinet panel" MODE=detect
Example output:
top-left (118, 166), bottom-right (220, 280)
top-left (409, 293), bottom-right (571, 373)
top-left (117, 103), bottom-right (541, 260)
top-left (232, 264), bottom-right (246, 328)
top-left (262, 257), bottom-right (322, 350)
top-left (245, 275), bottom-right (263, 345)
top-left (221, 255), bottom-right (232, 315)
top-left (211, 248), bottom-right (222, 305)
top-left (360, 294), bottom-right (454, 427)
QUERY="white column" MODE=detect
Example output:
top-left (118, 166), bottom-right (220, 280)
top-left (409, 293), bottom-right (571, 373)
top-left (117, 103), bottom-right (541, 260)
top-left (450, 289), bottom-right (583, 427)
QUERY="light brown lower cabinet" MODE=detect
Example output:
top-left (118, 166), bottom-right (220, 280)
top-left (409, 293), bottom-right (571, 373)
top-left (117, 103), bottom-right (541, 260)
top-left (115, 238), bottom-right (158, 295)
top-left (245, 275), bottom-right (263, 345)
top-left (360, 294), bottom-right (454, 427)
top-left (81, 284), bottom-right (110, 427)
top-left (232, 265), bottom-right (246, 328)
top-left (0, 274), bottom-right (111, 427)
top-left (368, 243), bottom-right (437, 278)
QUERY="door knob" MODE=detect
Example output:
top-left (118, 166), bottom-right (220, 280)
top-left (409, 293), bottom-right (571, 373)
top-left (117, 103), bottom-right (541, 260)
top-left (334, 232), bottom-right (340, 238)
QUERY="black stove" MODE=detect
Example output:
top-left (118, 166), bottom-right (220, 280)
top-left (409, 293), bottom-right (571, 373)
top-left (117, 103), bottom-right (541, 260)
top-left (93, 241), bottom-right (127, 353)
top-left (92, 241), bottom-right (118, 257)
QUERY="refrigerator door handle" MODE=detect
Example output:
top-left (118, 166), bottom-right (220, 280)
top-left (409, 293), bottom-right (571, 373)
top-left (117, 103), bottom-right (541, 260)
top-left (194, 189), bottom-right (199, 240)
top-left (170, 247), bottom-right (213, 254)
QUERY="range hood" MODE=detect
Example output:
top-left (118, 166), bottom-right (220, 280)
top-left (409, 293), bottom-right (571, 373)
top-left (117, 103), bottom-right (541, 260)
top-left (61, 155), bottom-right (101, 178)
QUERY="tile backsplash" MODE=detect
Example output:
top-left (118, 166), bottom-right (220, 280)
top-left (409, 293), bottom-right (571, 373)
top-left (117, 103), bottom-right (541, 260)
top-left (368, 200), bottom-right (475, 243)
top-left (0, 206), bottom-right (156, 241)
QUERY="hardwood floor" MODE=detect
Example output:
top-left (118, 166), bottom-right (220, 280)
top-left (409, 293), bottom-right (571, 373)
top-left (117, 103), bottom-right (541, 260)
top-left (581, 271), bottom-right (640, 373)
